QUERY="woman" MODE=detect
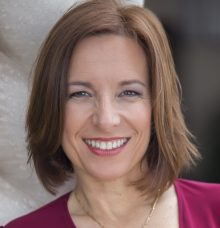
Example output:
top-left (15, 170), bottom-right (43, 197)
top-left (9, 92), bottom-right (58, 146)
top-left (2, 0), bottom-right (220, 227)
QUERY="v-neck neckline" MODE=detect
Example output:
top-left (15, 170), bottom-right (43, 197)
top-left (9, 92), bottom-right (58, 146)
top-left (63, 180), bottom-right (182, 228)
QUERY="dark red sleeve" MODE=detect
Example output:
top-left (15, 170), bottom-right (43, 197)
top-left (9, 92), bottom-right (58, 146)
top-left (3, 192), bottom-right (76, 228)
top-left (175, 179), bottom-right (220, 228)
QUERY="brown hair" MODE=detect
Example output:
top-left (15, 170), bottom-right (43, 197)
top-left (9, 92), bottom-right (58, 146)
top-left (26, 0), bottom-right (200, 196)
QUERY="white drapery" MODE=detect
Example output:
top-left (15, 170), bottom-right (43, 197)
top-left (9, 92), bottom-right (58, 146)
top-left (0, 0), bottom-right (144, 225)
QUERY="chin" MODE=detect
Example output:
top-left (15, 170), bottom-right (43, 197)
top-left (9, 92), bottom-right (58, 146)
top-left (84, 162), bottom-right (137, 182)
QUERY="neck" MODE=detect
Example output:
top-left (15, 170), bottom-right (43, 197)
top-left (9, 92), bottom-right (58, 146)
top-left (70, 170), bottom-right (155, 227)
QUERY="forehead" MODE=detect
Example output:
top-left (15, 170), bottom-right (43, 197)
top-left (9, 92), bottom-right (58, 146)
top-left (68, 34), bottom-right (148, 83)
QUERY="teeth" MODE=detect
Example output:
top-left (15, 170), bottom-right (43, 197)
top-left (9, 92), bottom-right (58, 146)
top-left (95, 141), bottom-right (99, 148)
top-left (113, 141), bottom-right (117, 149)
top-left (84, 138), bottom-right (128, 150)
top-left (100, 142), bottom-right (106, 150)
top-left (107, 142), bottom-right (112, 150)
top-left (92, 140), bottom-right (96, 147)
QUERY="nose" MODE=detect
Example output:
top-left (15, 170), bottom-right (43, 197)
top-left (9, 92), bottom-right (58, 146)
top-left (92, 99), bottom-right (120, 131)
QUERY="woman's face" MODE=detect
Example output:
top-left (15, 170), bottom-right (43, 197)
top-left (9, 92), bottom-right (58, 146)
top-left (62, 34), bottom-right (152, 182)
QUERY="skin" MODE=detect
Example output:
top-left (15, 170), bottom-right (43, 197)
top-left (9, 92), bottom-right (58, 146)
top-left (62, 35), bottom-right (179, 227)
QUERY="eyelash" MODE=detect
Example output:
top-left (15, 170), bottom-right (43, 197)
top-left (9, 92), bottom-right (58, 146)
top-left (68, 91), bottom-right (91, 98)
top-left (68, 90), bottom-right (142, 99)
top-left (119, 90), bottom-right (142, 97)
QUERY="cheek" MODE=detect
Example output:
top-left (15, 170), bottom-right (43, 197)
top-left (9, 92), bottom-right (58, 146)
top-left (122, 101), bottom-right (151, 128)
top-left (62, 106), bottom-right (81, 142)
top-left (136, 111), bottom-right (151, 136)
top-left (62, 105), bottom-right (83, 157)
top-left (63, 103), bottom-right (89, 131)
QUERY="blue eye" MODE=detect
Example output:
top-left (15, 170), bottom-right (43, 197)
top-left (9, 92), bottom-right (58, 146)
top-left (68, 91), bottom-right (91, 99)
top-left (119, 90), bottom-right (141, 97)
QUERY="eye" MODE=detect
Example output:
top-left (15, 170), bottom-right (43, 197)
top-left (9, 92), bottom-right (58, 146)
top-left (119, 90), bottom-right (142, 97)
top-left (68, 91), bottom-right (91, 99)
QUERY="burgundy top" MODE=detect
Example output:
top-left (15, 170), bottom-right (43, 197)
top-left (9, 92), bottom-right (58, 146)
top-left (1, 179), bottom-right (220, 228)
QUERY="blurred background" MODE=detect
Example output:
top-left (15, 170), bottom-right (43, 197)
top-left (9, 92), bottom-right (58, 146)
top-left (145, 0), bottom-right (220, 182)
top-left (0, 0), bottom-right (219, 225)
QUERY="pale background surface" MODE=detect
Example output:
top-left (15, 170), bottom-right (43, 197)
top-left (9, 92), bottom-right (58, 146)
top-left (0, 0), bottom-right (144, 225)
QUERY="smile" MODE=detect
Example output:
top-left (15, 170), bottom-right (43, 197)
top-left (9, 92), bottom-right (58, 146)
top-left (83, 137), bottom-right (130, 156)
top-left (84, 138), bottom-right (129, 150)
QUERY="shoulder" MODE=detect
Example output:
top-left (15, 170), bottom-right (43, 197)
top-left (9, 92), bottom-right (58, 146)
top-left (175, 178), bottom-right (220, 227)
top-left (175, 178), bottom-right (220, 201)
top-left (3, 192), bottom-right (71, 228)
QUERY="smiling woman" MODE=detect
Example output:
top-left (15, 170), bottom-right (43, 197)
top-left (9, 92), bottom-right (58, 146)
top-left (2, 0), bottom-right (220, 228)
top-left (62, 35), bottom-right (152, 183)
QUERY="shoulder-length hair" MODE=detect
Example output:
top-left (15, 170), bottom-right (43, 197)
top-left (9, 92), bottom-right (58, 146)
top-left (26, 0), bottom-right (199, 196)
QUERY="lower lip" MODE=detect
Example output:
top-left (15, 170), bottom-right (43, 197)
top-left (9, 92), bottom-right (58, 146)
top-left (86, 142), bottom-right (128, 157)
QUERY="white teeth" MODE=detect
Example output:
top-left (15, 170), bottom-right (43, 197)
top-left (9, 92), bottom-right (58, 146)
top-left (107, 142), bottom-right (112, 150)
top-left (100, 142), bottom-right (106, 150)
top-left (84, 138), bottom-right (128, 150)
top-left (113, 141), bottom-right (117, 149)
top-left (95, 141), bottom-right (99, 148)
top-left (92, 140), bottom-right (96, 147)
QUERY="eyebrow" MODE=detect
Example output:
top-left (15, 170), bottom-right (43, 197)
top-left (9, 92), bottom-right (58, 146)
top-left (119, 80), bottom-right (147, 87)
top-left (68, 81), bottom-right (94, 89)
top-left (68, 80), bottom-right (147, 88)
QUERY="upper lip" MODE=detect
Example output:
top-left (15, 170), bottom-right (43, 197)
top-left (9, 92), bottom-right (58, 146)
top-left (83, 137), bottom-right (130, 141)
